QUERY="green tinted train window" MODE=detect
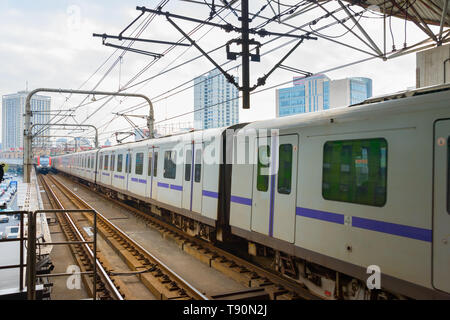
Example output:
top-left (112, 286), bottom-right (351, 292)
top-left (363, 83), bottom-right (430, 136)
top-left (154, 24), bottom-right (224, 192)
top-left (117, 154), bottom-right (123, 172)
top-left (135, 153), bottom-right (143, 175)
top-left (278, 144), bottom-right (293, 195)
top-left (322, 138), bottom-right (387, 207)
top-left (185, 149), bottom-right (192, 182)
top-left (104, 155), bottom-right (109, 170)
top-left (257, 145), bottom-right (270, 192)
top-left (164, 151), bottom-right (176, 179)
top-left (153, 152), bottom-right (158, 177)
top-left (194, 149), bottom-right (202, 183)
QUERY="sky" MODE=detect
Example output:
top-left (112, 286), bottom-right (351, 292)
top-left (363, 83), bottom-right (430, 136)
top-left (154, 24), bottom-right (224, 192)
top-left (0, 0), bottom-right (441, 145)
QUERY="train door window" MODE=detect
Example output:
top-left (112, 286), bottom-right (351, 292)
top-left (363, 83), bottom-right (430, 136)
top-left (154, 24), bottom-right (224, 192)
top-left (148, 153), bottom-right (153, 176)
top-left (128, 154), bottom-right (132, 173)
top-left (194, 149), bottom-right (201, 183)
top-left (278, 144), bottom-right (293, 195)
top-left (322, 138), bottom-right (387, 207)
top-left (104, 155), bottom-right (109, 170)
top-left (163, 151), bottom-right (176, 179)
top-left (153, 152), bottom-right (158, 177)
top-left (135, 153), bottom-right (144, 175)
top-left (117, 154), bottom-right (123, 173)
top-left (185, 150), bottom-right (192, 182)
top-left (99, 155), bottom-right (103, 170)
top-left (88, 157), bottom-right (90, 169)
top-left (91, 156), bottom-right (95, 169)
top-left (110, 155), bottom-right (115, 171)
top-left (257, 145), bottom-right (270, 192)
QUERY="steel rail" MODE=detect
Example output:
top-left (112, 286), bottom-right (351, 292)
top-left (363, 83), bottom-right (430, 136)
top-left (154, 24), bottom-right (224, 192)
top-left (63, 173), bottom-right (320, 300)
top-left (39, 175), bottom-right (124, 300)
top-left (49, 174), bottom-right (209, 300)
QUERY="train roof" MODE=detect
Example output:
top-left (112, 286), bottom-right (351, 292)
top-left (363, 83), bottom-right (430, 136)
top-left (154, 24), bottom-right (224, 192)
top-left (240, 83), bottom-right (450, 133)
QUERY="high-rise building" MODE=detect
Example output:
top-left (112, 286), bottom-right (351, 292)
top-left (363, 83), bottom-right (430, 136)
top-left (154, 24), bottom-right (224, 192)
top-left (1, 91), bottom-right (51, 151)
top-left (194, 69), bottom-right (239, 130)
top-left (276, 75), bottom-right (372, 117)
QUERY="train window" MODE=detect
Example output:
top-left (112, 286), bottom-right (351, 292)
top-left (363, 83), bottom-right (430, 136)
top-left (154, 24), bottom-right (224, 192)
top-left (128, 154), bottom-right (132, 173)
top-left (257, 145), bottom-right (270, 192)
top-left (163, 151), bottom-right (176, 179)
top-left (92, 156), bottom-right (95, 169)
top-left (322, 138), bottom-right (387, 207)
top-left (278, 144), bottom-right (293, 195)
top-left (110, 155), bottom-right (115, 171)
top-left (194, 149), bottom-right (202, 183)
top-left (117, 154), bottom-right (123, 172)
top-left (99, 156), bottom-right (103, 171)
top-left (135, 153), bottom-right (144, 175)
top-left (153, 152), bottom-right (158, 177)
top-left (148, 153), bottom-right (153, 177)
top-left (185, 149), bottom-right (192, 182)
top-left (104, 155), bottom-right (109, 170)
top-left (88, 157), bottom-right (90, 169)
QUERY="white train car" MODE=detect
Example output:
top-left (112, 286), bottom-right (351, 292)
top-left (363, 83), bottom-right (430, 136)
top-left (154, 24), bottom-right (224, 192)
top-left (51, 84), bottom-right (450, 299)
top-left (229, 84), bottom-right (450, 299)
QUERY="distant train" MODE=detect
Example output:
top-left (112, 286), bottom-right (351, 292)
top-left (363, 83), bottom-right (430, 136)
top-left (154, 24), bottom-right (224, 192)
top-left (35, 156), bottom-right (52, 174)
top-left (52, 84), bottom-right (450, 300)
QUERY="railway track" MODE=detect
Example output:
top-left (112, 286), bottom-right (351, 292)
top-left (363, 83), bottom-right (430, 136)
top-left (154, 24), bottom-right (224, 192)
top-left (41, 174), bottom-right (208, 300)
top-left (61, 173), bottom-right (321, 300)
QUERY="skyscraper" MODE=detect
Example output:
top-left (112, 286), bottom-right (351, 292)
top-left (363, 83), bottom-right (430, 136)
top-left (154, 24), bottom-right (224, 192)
top-left (194, 69), bottom-right (239, 130)
top-left (276, 75), bottom-right (372, 117)
top-left (1, 91), bottom-right (51, 151)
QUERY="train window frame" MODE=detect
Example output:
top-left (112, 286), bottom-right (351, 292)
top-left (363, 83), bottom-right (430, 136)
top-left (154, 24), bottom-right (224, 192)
top-left (135, 152), bottom-right (144, 175)
top-left (194, 149), bottom-right (201, 183)
top-left (277, 144), bottom-right (293, 195)
top-left (117, 154), bottom-right (123, 173)
top-left (99, 155), bottom-right (103, 171)
top-left (185, 149), bottom-right (192, 182)
top-left (322, 138), bottom-right (388, 207)
top-left (163, 150), bottom-right (177, 179)
top-left (153, 152), bottom-right (158, 177)
top-left (257, 145), bottom-right (270, 192)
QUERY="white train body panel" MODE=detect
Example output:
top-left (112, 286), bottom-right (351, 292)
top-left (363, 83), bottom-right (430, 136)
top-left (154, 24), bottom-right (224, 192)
top-left (229, 89), bottom-right (450, 296)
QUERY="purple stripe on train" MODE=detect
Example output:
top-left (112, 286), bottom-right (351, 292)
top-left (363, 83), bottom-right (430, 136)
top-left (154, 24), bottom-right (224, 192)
top-left (202, 190), bottom-right (218, 198)
top-left (296, 207), bottom-right (432, 242)
top-left (230, 195), bottom-right (252, 206)
top-left (296, 207), bottom-right (344, 224)
top-left (352, 216), bottom-right (432, 242)
top-left (114, 175), bottom-right (125, 180)
top-left (170, 184), bottom-right (183, 191)
top-left (158, 182), bottom-right (169, 188)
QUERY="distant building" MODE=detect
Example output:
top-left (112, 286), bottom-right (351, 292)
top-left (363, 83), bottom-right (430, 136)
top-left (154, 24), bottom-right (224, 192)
top-left (194, 69), bottom-right (239, 130)
top-left (1, 91), bottom-right (51, 150)
top-left (276, 75), bottom-right (372, 117)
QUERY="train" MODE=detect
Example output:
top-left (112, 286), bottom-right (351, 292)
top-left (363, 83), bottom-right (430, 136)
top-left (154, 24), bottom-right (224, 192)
top-left (35, 156), bottom-right (52, 174)
top-left (52, 83), bottom-right (450, 300)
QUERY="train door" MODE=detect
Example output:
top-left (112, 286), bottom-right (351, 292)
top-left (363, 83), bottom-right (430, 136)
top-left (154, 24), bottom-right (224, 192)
top-left (251, 134), bottom-right (298, 242)
top-left (125, 149), bottom-right (132, 191)
top-left (433, 120), bottom-right (450, 293)
top-left (109, 152), bottom-right (115, 185)
top-left (251, 137), bottom-right (272, 236)
top-left (192, 143), bottom-right (203, 214)
top-left (182, 143), bottom-right (194, 210)
top-left (272, 135), bottom-right (298, 243)
top-left (150, 147), bottom-right (159, 201)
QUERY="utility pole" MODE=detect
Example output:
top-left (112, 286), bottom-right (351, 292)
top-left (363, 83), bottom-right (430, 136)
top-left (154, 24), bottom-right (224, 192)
top-left (241, 0), bottom-right (250, 109)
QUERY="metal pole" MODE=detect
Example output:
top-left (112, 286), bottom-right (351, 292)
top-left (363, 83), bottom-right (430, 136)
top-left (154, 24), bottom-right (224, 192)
top-left (26, 212), bottom-right (36, 300)
top-left (24, 88), bottom-right (154, 182)
top-left (241, 0), bottom-right (250, 109)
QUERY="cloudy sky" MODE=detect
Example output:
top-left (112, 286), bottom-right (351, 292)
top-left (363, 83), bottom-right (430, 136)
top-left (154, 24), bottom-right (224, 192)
top-left (0, 0), bottom-right (438, 145)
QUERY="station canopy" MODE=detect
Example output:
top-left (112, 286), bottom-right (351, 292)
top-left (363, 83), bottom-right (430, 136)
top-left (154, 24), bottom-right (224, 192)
top-left (353, 0), bottom-right (449, 27)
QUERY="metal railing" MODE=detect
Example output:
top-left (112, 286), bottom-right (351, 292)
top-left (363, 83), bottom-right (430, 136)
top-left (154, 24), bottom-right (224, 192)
top-left (0, 209), bottom-right (100, 300)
